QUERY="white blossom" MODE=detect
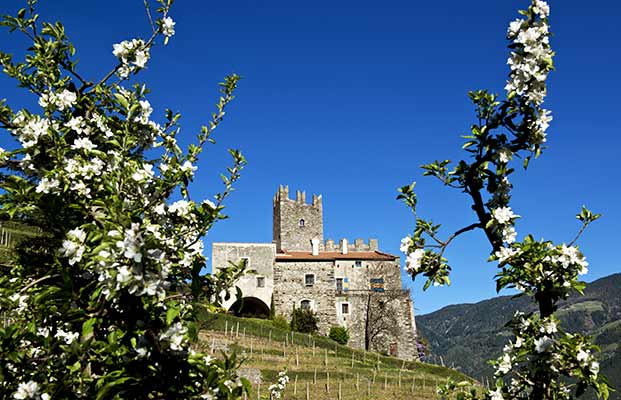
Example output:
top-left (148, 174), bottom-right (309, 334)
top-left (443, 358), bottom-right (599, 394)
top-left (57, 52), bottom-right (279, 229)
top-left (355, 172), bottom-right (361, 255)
top-left (494, 246), bottom-right (518, 263)
top-left (577, 348), bottom-right (590, 367)
top-left (134, 50), bottom-right (149, 68)
top-left (202, 199), bottom-right (216, 210)
top-left (112, 39), bottom-right (150, 75)
top-left (489, 387), bottom-right (504, 400)
top-left (65, 116), bottom-right (86, 134)
top-left (169, 200), bottom-right (193, 218)
top-left (161, 17), bottom-right (176, 37)
top-left (492, 207), bottom-right (520, 225)
top-left (71, 137), bottom-right (97, 151)
top-left (0, 147), bottom-right (9, 163)
top-left (13, 381), bottom-right (40, 399)
top-left (555, 244), bottom-right (588, 274)
top-left (507, 19), bottom-right (523, 37)
top-left (541, 320), bottom-right (557, 334)
top-left (60, 228), bottom-right (87, 265)
top-left (132, 164), bottom-right (155, 182)
top-left (39, 89), bottom-right (77, 111)
top-left (496, 353), bottom-right (512, 375)
top-left (55, 328), bottom-right (79, 344)
top-left (505, 8), bottom-right (553, 106)
top-left (180, 160), bottom-right (197, 175)
top-left (497, 147), bottom-right (512, 164)
top-left (399, 236), bottom-right (412, 253)
top-left (36, 177), bottom-right (61, 194)
top-left (9, 293), bottom-right (29, 314)
top-left (534, 336), bottom-right (553, 353)
top-left (116, 265), bottom-right (133, 284)
top-left (135, 100), bottom-right (153, 124)
top-left (56, 89), bottom-right (78, 110)
top-left (532, 0), bottom-right (550, 18)
top-left (501, 226), bottom-right (517, 244)
top-left (116, 223), bottom-right (143, 262)
top-left (268, 370), bottom-right (290, 399)
top-left (405, 248), bottom-right (424, 274)
top-left (14, 115), bottom-right (50, 148)
top-left (160, 322), bottom-right (187, 351)
top-left (590, 361), bottom-right (600, 376)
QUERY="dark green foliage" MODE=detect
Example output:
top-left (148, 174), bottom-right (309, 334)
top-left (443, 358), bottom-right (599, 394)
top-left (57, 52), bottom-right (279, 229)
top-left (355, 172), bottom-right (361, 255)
top-left (329, 326), bottom-right (349, 345)
top-left (290, 308), bottom-right (318, 334)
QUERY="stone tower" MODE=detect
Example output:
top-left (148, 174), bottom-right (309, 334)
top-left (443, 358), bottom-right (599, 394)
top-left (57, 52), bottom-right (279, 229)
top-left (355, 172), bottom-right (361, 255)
top-left (272, 185), bottom-right (323, 252)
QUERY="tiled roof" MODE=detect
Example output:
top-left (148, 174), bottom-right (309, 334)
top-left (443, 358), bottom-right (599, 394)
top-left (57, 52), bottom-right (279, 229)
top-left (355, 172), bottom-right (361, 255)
top-left (275, 251), bottom-right (398, 261)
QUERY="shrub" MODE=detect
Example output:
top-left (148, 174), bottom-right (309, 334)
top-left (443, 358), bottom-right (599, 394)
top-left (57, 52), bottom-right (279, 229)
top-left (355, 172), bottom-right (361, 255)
top-left (272, 314), bottom-right (290, 330)
top-left (329, 326), bottom-right (349, 345)
top-left (290, 308), bottom-right (318, 334)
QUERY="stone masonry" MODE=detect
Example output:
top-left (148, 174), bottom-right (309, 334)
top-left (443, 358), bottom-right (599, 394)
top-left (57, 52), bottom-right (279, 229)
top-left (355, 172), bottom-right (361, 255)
top-left (212, 185), bottom-right (418, 360)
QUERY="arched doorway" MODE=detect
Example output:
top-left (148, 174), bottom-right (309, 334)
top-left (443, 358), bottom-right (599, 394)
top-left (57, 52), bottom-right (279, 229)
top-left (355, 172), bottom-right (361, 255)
top-left (230, 297), bottom-right (270, 319)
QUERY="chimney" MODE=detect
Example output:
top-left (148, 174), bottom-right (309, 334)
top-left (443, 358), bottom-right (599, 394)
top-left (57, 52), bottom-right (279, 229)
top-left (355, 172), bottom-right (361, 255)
top-left (311, 238), bottom-right (320, 256)
top-left (340, 239), bottom-right (348, 255)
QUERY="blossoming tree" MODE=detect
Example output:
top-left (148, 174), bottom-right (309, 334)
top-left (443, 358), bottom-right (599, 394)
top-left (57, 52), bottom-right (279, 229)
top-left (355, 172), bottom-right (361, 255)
top-left (0, 0), bottom-right (249, 398)
top-left (399, 1), bottom-right (613, 399)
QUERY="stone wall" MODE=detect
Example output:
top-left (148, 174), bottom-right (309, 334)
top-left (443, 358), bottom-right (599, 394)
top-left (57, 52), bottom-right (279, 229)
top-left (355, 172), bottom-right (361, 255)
top-left (273, 256), bottom-right (418, 360)
top-left (272, 260), bottom-right (336, 335)
top-left (212, 242), bottom-right (276, 311)
top-left (273, 185), bottom-right (323, 252)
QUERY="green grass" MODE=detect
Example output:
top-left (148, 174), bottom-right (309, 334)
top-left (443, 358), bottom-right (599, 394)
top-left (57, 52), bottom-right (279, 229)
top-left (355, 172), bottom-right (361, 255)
top-left (196, 312), bottom-right (479, 399)
top-left (557, 300), bottom-right (604, 315)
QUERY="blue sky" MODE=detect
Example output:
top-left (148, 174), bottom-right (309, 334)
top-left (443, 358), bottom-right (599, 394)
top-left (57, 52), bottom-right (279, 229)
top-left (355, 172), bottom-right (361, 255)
top-left (1, 0), bottom-right (619, 315)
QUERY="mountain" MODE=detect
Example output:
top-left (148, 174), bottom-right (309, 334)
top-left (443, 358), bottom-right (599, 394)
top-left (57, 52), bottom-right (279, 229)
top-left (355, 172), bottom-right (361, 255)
top-left (417, 273), bottom-right (621, 398)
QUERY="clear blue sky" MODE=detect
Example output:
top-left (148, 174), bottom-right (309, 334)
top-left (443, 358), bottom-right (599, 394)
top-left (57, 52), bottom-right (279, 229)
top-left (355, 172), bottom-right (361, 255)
top-left (1, 0), bottom-right (619, 315)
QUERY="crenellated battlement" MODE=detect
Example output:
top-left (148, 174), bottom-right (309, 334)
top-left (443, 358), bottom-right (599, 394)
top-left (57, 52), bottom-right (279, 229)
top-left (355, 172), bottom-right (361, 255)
top-left (273, 185), bottom-right (324, 252)
top-left (273, 184), bottom-right (322, 208)
top-left (324, 238), bottom-right (379, 252)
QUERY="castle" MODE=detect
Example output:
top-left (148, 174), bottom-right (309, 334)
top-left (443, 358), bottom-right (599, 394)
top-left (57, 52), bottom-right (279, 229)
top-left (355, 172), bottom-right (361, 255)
top-left (212, 185), bottom-right (418, 360)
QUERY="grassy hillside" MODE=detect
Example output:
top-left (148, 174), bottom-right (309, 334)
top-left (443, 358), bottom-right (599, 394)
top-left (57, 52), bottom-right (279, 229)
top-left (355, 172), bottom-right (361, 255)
top-left (197, 312), bottom-right (478, 399)
top-left (417, 273), bottom-right (621, 399)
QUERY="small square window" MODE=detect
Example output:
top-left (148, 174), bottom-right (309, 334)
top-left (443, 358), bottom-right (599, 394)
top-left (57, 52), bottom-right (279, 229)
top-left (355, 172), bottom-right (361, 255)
top-left (355, 261), bottom-right (362, 268)
top-left (336, 278), bottom-right (343, 292)
top-left (305, 274), bottom-right (315, 287)
top-left (257, 277), bottom-right (265, 288)
top-left (341, 303), bottom-right (349, 314)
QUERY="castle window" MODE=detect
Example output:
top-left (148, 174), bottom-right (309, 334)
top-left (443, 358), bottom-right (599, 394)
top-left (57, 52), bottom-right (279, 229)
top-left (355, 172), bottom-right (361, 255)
top-left (355, 261), bottom-right (362, 268)
top-left (370, 278), bottom-right (385, 292)
top-left (336, 278), bottom-right (343, 292)
top-left (299, 219), bottom-right (305, 227)
top-left (257, 276), bottom-right (265, 288)
top-left (301, 300), bottom-right (312, 310)
top-left (305, 274), bottom-right (315, 287)
top-left (341, 303), bottom-right (349, 314)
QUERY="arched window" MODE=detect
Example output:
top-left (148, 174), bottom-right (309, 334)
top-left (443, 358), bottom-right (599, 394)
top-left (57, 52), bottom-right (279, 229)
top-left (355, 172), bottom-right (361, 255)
top-left (299, 219), bottom-right (305, 227)
top-left (301, 300), bottom-right (311, 311)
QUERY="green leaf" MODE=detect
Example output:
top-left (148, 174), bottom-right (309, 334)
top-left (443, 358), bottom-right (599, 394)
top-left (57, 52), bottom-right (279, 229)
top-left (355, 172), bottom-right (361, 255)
top-left (166, 304), bottom-right (180, 325)
top-left (82, 318), bottom-right (97, 342)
